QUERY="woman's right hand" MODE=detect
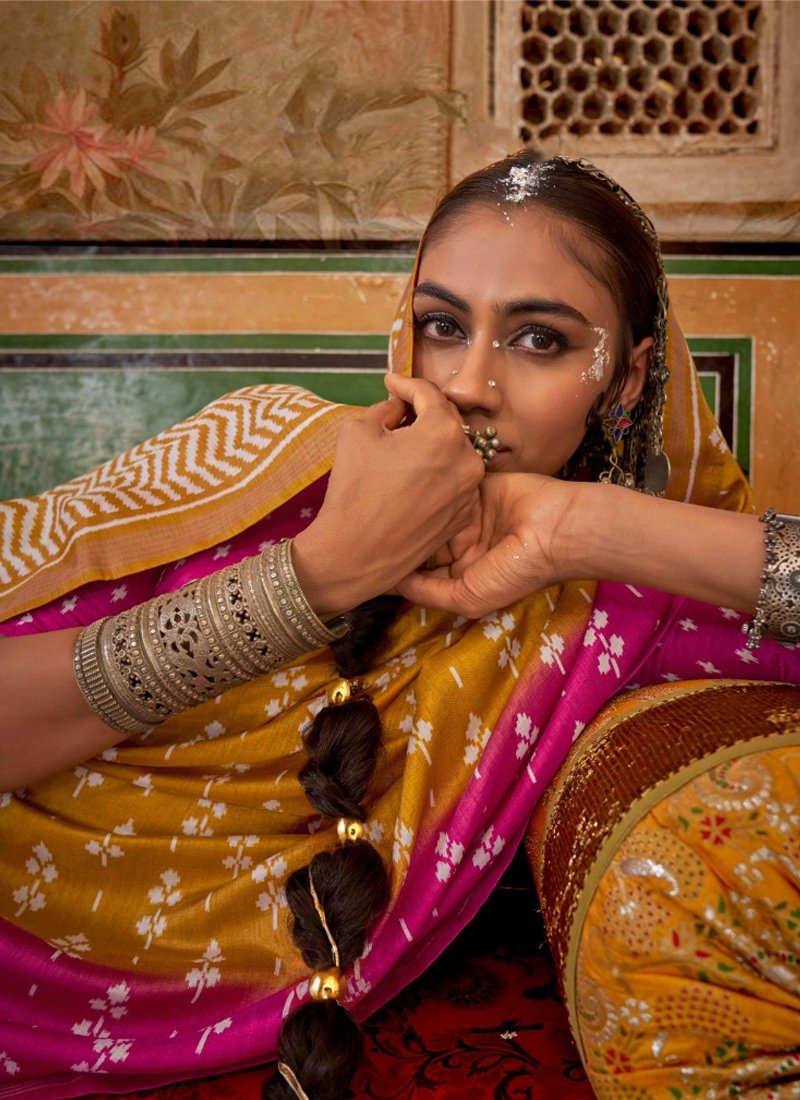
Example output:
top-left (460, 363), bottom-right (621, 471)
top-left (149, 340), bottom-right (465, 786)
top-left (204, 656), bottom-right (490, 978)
top-left (398, 474), bottom-right (767, 624)
top-left (292, 375), bottom-right (485, 618)
top-left (396, 472), bottom-right (577, 619)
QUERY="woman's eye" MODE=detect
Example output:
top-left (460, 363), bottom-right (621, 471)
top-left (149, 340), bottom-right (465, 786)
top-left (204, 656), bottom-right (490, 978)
top-left (415, 313), bottom-right (462, 341)
top-left (515, 326), bottom-right (564, 353)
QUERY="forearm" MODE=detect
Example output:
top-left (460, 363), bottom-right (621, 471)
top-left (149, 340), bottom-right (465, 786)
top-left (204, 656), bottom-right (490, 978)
top-left (560, 483), bottom-right (763, 613)
top-left (0, 542), bottom-right (344, 791)
top-left (0, 628), bottom-right (124, 789)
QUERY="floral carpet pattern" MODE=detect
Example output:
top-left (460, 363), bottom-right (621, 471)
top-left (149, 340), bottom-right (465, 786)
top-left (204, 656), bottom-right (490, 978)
top-left (88, 859), bottom-right (592, 1098)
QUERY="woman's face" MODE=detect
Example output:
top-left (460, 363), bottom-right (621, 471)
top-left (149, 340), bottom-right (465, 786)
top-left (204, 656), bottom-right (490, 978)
top-left (412, 204), bottom-right (650, 475)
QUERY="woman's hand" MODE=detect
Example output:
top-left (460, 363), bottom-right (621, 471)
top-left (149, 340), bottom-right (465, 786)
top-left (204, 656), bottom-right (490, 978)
top-left (397, 473), bottom-right (577, 618)
top-left (399, 475), bottom-right (767, 623)
top-left (293, 375), bottom-right (485, 617)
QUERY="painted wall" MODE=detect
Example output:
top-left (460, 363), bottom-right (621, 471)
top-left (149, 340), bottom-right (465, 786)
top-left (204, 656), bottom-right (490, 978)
top-left (1, 252), bottom-right (798, 512)
top-left (0, 1), bottom-right (456, 240)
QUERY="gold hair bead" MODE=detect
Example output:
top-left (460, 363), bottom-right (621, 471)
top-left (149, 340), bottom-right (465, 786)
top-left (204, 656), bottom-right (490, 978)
top-left (327, 678), bottom-right (352, 706)
top-left (309, 966), bottom-right (343, 1001)
top-left (337, 817), bottom-right (364, 844)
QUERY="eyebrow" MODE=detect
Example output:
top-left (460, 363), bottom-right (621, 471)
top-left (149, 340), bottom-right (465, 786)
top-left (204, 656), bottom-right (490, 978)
top-left (414, 281), bottom-right (590, 326)
top-left (414, 282), bottom-right (469, 313)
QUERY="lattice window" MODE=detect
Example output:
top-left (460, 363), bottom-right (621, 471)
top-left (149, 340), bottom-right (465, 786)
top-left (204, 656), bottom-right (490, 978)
top-left (515, 0), bottom-right (774, 151)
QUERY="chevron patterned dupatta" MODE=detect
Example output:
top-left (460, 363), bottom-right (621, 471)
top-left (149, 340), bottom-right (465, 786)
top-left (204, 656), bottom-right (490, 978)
top-left (0, 292), bottom-right (785, 1095)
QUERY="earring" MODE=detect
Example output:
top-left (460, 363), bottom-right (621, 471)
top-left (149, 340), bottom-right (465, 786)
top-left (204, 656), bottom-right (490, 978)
top-left (603, 403), bottom-right (634, 443)
top-left (600, 403), bottom-right (636, 488)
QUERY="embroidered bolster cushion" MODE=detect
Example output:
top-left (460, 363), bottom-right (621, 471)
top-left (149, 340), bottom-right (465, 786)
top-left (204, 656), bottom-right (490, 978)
top-left (527, 679), bottom-right (800, 1099)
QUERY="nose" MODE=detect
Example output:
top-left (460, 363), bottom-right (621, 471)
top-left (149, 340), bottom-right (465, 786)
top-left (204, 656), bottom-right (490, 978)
top-left (439, 337), bottom-right (503, 416)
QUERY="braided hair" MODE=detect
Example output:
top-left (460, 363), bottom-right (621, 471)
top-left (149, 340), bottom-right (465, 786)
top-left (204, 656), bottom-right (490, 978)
top-left (263, 596), bottom-right (401, 1099)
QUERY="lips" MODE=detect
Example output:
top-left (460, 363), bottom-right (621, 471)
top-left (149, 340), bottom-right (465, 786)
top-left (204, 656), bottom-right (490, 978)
top-left (486, 447), bottom-right (512, 470)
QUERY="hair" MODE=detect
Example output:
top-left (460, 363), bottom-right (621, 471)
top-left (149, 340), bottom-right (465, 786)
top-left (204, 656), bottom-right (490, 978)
top-left (420, 151), bottom-right (665, 484)
top-left (263, 595), bottom-right (401, 1100)
top-left (266, 155), bottom-right (664, 1099)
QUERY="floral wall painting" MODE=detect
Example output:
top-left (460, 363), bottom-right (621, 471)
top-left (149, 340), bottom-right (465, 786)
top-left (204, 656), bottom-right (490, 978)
top-left (0, 1), bottom-right (462, 241)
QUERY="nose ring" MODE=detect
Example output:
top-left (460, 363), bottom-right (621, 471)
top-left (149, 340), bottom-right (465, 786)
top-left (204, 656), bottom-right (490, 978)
top-left (487, 379), bottom-right (497, 389)
top-left (450, 369), bottom-right (459, 376)
top-left (492, 340), bottom-right (501, 349)
top-left (462, 424), bottom-right (501, 463)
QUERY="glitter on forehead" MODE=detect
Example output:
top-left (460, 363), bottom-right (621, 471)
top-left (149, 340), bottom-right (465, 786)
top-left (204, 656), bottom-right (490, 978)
top-left (581, 326), bottom-right (609, 385)
top-left (499, 163), bottom-right (553, 203)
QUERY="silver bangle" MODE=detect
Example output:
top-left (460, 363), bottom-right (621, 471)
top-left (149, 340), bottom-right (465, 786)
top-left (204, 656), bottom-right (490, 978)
top-left (261, 539), bottom-right (349, 651)
top-left (74, 539), bottom-right (349, 732)
top-left (745, 509), bottom-right (800, 649)
top-left (73, 617), bottom-right (154, 736)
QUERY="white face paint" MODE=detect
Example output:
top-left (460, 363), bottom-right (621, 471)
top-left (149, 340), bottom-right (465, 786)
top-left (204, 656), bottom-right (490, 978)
top-left (581, 325), bottom-right (610, 384)
top-left (499, 163), bottom-right (554, 203)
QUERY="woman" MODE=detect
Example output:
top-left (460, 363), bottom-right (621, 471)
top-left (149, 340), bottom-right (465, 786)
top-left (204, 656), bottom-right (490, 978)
top-left (0, 154), bottom-right (797, 1099)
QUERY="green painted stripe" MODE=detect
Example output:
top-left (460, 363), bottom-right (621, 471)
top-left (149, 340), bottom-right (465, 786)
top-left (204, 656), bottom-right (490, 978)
top-left (0, 368), bottom-right (386, 497)
top-left (664, 257), bottom-right (800, 277)
top-left (688, 335), bottom-right (752, 471)
top-left (687, 336), bottom-right (753, 356)
top-left (0, 253), bottom-right (798, 277)
top-left (698, 372), bottom-right (720, 420)
top-left (0, 253), bottom-right (416, 276)
top-left (0, 332), bottom-right (389, 352)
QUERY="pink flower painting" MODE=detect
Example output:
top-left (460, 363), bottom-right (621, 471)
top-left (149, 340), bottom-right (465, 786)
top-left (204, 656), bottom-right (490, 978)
top-left (26, 88), bottom-right (158, 198)
top-left (0, 7), bottom-right (460, 240)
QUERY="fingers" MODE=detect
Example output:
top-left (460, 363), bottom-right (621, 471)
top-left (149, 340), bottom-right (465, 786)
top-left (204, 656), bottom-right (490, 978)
top-left (397, 565), bottom-right (497, 620)
top-left (396, 570), bottom-right (466, 613)
top-left (384, 372), bottom-right (463, 426)
top-left (356, 394), bottom-right (408, 431)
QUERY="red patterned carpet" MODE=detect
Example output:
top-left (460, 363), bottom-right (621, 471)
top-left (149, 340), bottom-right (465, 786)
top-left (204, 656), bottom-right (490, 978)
top-left (90, 853), bottom-right (593, 1099)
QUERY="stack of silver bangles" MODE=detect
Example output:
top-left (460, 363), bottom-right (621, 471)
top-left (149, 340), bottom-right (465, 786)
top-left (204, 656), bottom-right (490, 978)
top-left (73, 539), bottom-right (348, 735)
top-left (746, 509), bottom-right (800, 649)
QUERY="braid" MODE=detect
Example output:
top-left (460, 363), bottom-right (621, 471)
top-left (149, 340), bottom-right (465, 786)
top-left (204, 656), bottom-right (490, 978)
top-left (263, 596), bottom-right (402, 1100)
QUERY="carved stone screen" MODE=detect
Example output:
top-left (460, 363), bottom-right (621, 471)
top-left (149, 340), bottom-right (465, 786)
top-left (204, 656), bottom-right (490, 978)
top-left (518, 0), bottom-right (770, 150)
top-left (453, 0), bottom-right (799, 240)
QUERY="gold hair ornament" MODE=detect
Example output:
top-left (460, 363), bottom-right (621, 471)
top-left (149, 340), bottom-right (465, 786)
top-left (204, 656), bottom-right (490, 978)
top-left (337, 817), bottom-right (364, 844)
top-left (308, 868), bottom-right (342, 1000)
top-left (308, 966), bottom-right (342, 1001)
top-left (326, 678), bottom-right (353, 706)
top-left (278, 1061), bottom-right (311, 1100)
